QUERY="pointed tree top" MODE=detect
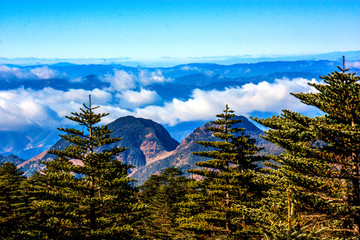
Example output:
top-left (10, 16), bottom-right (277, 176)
top-left (83, 94), bottom-right (99, 111)
top-left (89, 94), bottom-right (92, 109)
top-left (338, 55), bottom-right (349, 73)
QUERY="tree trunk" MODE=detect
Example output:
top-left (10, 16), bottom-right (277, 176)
top-left (351, 114), bottom-right (360, 235)
top-left (90, 178), bottom-right (96, 231)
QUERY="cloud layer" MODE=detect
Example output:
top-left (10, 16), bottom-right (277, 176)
top-left (0, 77), bottom-right (321, 130)
top-left (0, 87), bottom-right (113, 130)
top-left (102, 69), bottom-right (171, 92)
top-left (116, 88), bottom-right (161, 108)
top-left (0, 65), bottom-right (64, 80)
top-left (135, 77), bottom-right (321, 125)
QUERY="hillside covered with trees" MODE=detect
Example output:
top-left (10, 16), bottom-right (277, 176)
top-left (0, 62), bottom-right (359, 239)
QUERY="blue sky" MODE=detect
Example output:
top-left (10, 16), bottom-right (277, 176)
top-left (0, 0), bottom-right (359, 59)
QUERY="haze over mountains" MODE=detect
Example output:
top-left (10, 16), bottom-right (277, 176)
top-left (0, 52), bottom-right (359, 163)
top-left (1, 50), bottom-right (359, 67)
top-left (17, 115), bottom-right (282, 185)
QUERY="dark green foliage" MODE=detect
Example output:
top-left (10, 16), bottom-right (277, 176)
top-left (258, 187), bottom-right (327, 240)
top-left (0, 162), bottom-right (31, 239)
top-left (252, 58), bottom-right (360, 238)
top-left (178, 105), bottom-right (265, 239)
top-left (4, 60), bottom-right (360, 239)
top-left (139, 167), bottom-right (190, 239)
top-left (30, 96), bottom-right (141, 239)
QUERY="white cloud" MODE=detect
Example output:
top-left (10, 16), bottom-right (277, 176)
top-left (70, 77), bottom-right (82, 83)
top-left (0, 89), bottom-right (58, 130)
top-left (102, 69), bottom-right (171, 91)
top-left (180, 66), bottom-right (198, 71)
top-left (0, 65), bottom-right (64, 80)
top-left (30, 66), bottom-right (61, 79)
top-left (102, 69), bottom-right (137, 91)
top-left (0, 77), bottom-right (323, 131)
top-left (134, 77), bottom-right (321, 126)
top-left (116, 88), bottom-right (161, 108)
top-left (96, 105), bottom-right (132, 124)
top-left (0, 87), bottom-right (113, 130)
top-left (0, 65), bottom-right (30, 79)
top-left (180, 65), bottom-right (214, 76)
top-left (347, 61), bottom-right (360, 69)
top-left (138, 69), bottom-right (170, 86)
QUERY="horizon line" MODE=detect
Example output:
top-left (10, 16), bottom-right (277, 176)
top-left (1, 50), bottom-right (360, 61)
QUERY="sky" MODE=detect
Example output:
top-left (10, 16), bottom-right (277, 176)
top-left (1, 0), bottom-right (359, 60)
top-left (0, 0), bottom-right (359, 156)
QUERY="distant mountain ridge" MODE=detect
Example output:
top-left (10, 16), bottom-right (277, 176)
top-left (18, 115), bottom-right (282, 184)
top-left (0, 58), bottom-right (348, 159)
top-left (1, 50), bottom-right (359, 66)
top-left (0, 127), bottom-right (59, 160)
top-left (0, 154), bottom-right (25, 166)
top-left (130, 115), bottom-right (283, 185)
top-left (19, 116), bottom-right (180, 177)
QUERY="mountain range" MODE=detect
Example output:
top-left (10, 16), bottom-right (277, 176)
top-left (16, 115), bottom-right (282, 185)
top-left (0, 154), bottom-right (25, 166)
top-left (2, 58), bottom-right (359, 160)
top-left (1, 50), bottom-right (359, 66)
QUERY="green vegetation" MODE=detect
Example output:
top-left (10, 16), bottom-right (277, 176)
top-left (0, 60), bottom-right (359, 239)
top-left (27, 96), bottom-right (141, 239)
top-left (252, 57), bottom-right (360, 238)
top-left (177, 105), bottom-right (264, 239)
top-left (0, 162), bottom-right (31, 239)
top-left (139, 167), bottom-right (190, 239)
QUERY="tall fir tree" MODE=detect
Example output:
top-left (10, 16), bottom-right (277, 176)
top-left (0, 162), bottom-right (32, 239)
top-left (252, 57), bottom-right (360, 238)
top-left (30, 95), bottom-right (141, 239)
top-left (139, 167), bottom-right (190, 239)
top-left (178, 105), bottom-right (265, 239)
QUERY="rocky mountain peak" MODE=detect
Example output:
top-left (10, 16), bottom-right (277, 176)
top-left (17, 115), bottom-right (281, 183)
top-left (130, 115), bottom-right (281, 185)
top-left (20, 116), bottom-right (180, 177)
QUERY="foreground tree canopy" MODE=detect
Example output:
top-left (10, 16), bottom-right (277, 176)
top-left (177, 105), bottom-right (265, 239)
top-left (252, 57), bottom-right (360, 238)
top-left (0, 59), bottom-right (359, 239)
top-left (30, 96), bottom-right (142, 239)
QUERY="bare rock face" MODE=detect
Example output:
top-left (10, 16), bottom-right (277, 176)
top-left (17, 151), bottom-right (47, 177)
top-left (20, 116), bottom-right (180, 177)
top-left (128, 123), bottom-right (214, 184)
top-left (130, 116), bottom-right (283, 185)
top-left (18, 115), bottom-right (282, 184)
top-left (105, 116), bottom-right (179, 168)
top-left (140, 133), bottom-right (166, 162)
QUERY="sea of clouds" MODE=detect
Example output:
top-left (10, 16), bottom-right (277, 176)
top-left (0, 65), bottom-right (325, 131)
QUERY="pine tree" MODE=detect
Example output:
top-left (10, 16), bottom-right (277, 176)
top-left (139, 167), bottom-right (190, 239)
top-left (178, 105), bottom-right (265, 239)
top-left (0, 162), bottom-right (31, 239)
top-left (259, 188), bottom-right (326, 239)
top-left (31, 95), bottom-right (140, 239)
top-left (252, 57), bottom-right (360, 238)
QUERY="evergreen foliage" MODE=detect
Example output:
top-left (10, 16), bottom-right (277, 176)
top-left (139, 167), bottom-right (190, 239)
top-left (3, 60), bottom-right (360, 239)
top-left (259, 188), bottom-right (327, 239)
top-left (30, 95), bottom-right (141, 239)
top-left (0, 162), bottom-right (31, 239)
top-left (178, 105), bottom-right (265, 239)
top-left (252, 57), bottom-right (360, 238)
